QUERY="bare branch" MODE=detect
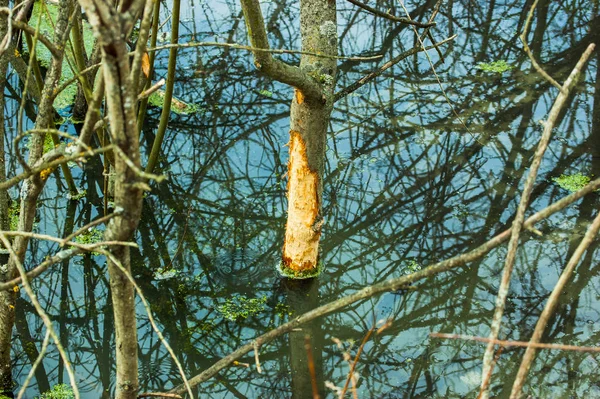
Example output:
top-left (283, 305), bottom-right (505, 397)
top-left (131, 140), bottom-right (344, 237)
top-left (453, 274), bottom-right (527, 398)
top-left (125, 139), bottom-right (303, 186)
top-left (240, 0), bottom-right (323, 102)
top-left (54, 61), bottom-right (101, 99)
top-left (112, 145), bottom-right (167, 183)
top-left (344, 0), bottom-right (435, 28)
top-left (148, 41), bottom-right (383, 62)
top-left (253, 342), bottom-right (262, 374)
top-left (61, 211), bottom-right (123, 246)
top-left (0, 145), bottom-right (114, 190)
top-left (519, 0), bottom-right (563, 91)
top-left (479, 42), bottom-right (596, 398)
top-left (0, 8), bottom-right (61, 58)
top-left (431, 333), bottom-right (600, 353)
top-left (138, 78), bottom-right (165, 100)
top-left (17, 329), bottom-right (51, 399)
top-left (0, 248), bottom-right (80, 291)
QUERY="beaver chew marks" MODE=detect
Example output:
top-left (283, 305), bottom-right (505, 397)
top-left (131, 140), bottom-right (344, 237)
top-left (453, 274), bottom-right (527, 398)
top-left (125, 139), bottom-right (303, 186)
top-left (282, 130), bottom-right (320, 273)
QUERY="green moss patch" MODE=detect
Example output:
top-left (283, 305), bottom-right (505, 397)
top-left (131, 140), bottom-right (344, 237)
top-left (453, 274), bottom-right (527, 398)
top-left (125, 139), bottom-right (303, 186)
top-left (9, 202), bottom-right (19, 231)
top-left (277, 260), bottom-right (323, 279)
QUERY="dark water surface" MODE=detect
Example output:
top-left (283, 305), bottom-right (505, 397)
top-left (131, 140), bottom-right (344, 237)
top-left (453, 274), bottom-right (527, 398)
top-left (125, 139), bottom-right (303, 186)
top-left (7, 0), bottom-right (600, 397)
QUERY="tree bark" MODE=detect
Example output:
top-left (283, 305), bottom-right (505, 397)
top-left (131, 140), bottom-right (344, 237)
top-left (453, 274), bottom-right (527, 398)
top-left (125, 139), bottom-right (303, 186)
top-left (241, 0), bottom-right (337, 276)
top-left (282, 0), bottom-right (337, 275)
top-left (77, 1), bottom-right (146, 398)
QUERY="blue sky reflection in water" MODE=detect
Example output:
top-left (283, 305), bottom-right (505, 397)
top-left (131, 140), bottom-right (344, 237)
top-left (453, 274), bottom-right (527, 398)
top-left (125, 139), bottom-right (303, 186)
top-left (8, 0), bottom-right (600, 397)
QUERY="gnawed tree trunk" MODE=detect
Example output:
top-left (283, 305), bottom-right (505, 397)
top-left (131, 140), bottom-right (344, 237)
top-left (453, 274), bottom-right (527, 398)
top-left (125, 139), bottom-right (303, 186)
top-left (283, 1), bottom-right (337, 276)
top-left (78, 1), bottom-right (146, 398)
top-left (241, 0), bottom-right (337, 277)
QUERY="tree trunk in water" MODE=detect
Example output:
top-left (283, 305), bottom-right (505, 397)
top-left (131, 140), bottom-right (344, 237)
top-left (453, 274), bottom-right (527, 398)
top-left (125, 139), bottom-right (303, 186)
top-left (282, 0), bottom-right (337, 276)
top-left (0, 0), bottom-right (73, 393)
top-left (78, 1), bottom-right (146, 397)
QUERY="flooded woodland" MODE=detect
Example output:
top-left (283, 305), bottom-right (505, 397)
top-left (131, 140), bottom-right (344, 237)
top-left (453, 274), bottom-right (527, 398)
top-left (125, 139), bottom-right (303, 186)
top-left (1, 0), bottom-right (599, 398)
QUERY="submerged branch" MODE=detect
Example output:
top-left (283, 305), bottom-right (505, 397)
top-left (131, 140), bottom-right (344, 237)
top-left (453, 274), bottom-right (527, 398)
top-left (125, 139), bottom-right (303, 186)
top-left (170, 177), bottom-right (600, 393)
top-left (431, 333), bottom-right (600, 353)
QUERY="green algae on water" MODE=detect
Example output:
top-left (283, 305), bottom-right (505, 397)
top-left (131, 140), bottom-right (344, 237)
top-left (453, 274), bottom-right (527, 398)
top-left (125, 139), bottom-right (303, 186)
top-left (476, 60), bottom-right (513, 74)
top-left (217, 295), bottom-right (267, 321)
top-left (552, 173), bottom-right (591, 192)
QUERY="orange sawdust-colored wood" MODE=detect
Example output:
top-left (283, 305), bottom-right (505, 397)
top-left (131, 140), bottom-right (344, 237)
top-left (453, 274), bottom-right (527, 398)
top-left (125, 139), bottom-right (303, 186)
top-left (141, 52), bottom-right (151, 78)
top-left (295, 89), bottom-right (305, 105)
top-left (282, 130), bottom-right (321, 273)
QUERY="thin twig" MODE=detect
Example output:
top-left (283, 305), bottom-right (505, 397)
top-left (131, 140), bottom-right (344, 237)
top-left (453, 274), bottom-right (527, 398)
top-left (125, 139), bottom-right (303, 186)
top-left (254, 341), bottom-right (263, 374)
top-left (431, 333), bottom-right (600, 353)
top-left (112, 145), bottom-right (167, 183)
top-left (519, 0), bottom-right (562, 91)
top-left (0, 248), bottom-right (80, 291)
top-left (398, 0), bottom-right (473, 137)
top-left (138, 78), bottom-right (165, 100)
top-left (340, 326), bottom-right (375, 397)
top-left (344, 0), bottom-right (435, 27)
top-left (0, 230), bottom-right (137, 251)
top-left (0, 6), bottom-right (13, 56)
top-left (137, 394), bottom-right (182, 398)
top-left (0, 9), bottom-right (61, 58)
top-left (17, 329), bottom-right (51, 399)
top-left (53, 61), bottom-right (101, 98)
top-left (15, 128), bottom-right (94, 155)
top-left (148, 41), bottom-right (382, 61)
top-left (145, 0), bottom-right (181, 175)
top-left (0, 145), bottom-right (114, 190)
top-left (61, 211), bottom-right (122, 246)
